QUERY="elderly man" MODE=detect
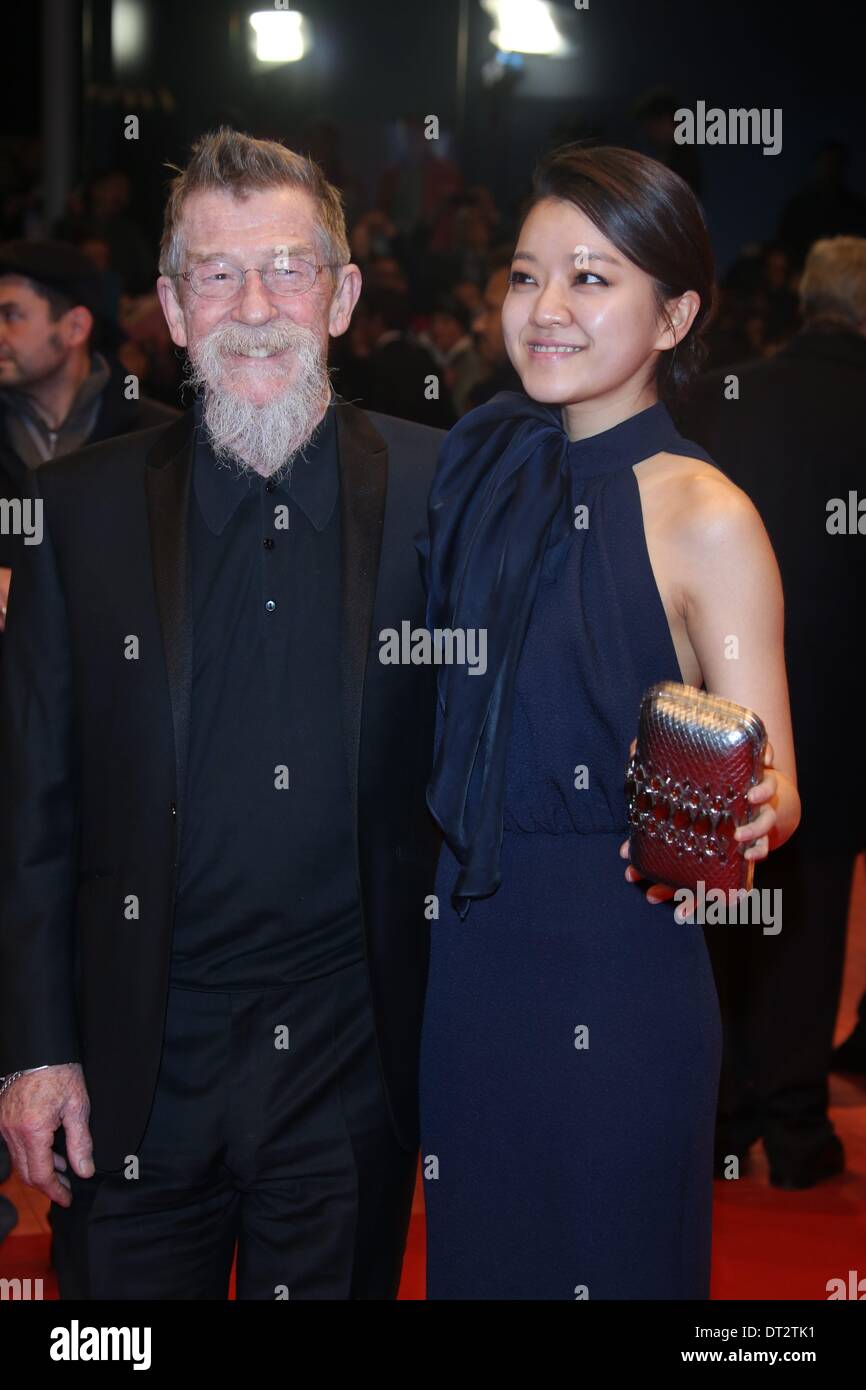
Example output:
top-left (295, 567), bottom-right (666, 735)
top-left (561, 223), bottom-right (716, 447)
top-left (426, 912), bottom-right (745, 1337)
top-left (0, 128), bottom-right (443, 1299)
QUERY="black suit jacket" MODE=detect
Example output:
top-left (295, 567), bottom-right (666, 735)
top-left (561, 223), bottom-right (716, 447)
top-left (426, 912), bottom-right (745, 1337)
top-left (0, 402), bottom-right (444, 1167)
top-left (675, 328), bottom-right (866, 852)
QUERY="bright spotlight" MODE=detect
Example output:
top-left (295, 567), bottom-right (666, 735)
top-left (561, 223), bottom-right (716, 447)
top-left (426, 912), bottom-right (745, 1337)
top-left (249, 10), bottom-right (306, 64)
top-left (112, 0), bottom-right (147, 68)
top-left (481, 0), bottom-right (564, 56)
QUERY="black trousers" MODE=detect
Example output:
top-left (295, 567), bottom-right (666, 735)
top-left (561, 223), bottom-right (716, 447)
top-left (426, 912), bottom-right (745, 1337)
top-left (704, 837), bottom-right (857, 1163)
top-left (50, 959), bottom-right (416, 1299)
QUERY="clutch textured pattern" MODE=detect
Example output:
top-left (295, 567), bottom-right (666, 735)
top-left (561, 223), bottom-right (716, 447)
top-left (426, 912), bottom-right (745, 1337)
top-left (625, 681), bottom-right (768, 895)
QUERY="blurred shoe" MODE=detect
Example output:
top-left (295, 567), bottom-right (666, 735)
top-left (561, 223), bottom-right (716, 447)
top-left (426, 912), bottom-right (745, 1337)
top-left (0, 1194), bottom-right (18, 1244)
top-left (768, 1133), bottom-right (845, 1190)
top-left (830, 1030), bottom-right (866, 1075)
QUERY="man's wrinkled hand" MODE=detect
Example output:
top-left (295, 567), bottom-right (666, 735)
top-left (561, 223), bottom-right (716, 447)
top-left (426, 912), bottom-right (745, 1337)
top-left (0, 1063), bottom-right (94, 1207)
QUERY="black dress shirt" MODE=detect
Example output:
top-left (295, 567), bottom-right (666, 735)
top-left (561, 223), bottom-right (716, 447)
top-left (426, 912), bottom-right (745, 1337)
top-left (170, 397), bottom-right (364, 988)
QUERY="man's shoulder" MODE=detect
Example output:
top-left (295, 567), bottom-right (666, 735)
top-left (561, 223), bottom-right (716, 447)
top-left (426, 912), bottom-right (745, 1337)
top-left (122, 394), bottom-right (183, 432)
top-left (677, 356), bottom-right (793, 435)
top-left (688, 356), bottom-right (775, 400)
top-left (98, 356), bottom-right (181, 426)
top-left (689, 335), bottom-right (865, 403)
top-left (346, 402), bottom-right (446, 456)
top-left (37, 412), bottom-right (193, 496)
top-left (336, 398), bottom-right (446, 477)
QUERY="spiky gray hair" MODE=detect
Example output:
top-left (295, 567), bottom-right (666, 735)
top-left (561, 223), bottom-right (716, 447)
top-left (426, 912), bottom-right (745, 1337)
top-left (159, 126), bottom-right (350, 279)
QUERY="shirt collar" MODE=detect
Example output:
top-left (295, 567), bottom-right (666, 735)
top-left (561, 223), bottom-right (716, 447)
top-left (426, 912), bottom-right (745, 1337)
top-left (193, 394), bottom-right (339, 536)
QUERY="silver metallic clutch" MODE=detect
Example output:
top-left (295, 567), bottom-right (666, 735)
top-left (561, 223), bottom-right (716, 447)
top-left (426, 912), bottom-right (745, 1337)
top-left (625, 681), bottom-right (768, 895)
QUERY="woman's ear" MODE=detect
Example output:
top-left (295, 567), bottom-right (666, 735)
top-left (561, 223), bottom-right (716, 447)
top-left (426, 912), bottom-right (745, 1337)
top-left (653, 290), bottom-right (701, 352)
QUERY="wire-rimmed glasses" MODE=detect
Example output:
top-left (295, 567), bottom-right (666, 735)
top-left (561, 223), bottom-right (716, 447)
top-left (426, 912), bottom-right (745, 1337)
top-left (179, 257), bottom-right (343, 300)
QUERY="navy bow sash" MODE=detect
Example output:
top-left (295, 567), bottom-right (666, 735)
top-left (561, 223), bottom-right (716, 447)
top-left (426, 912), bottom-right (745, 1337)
top-left (417, 390), bottom-right (581, 918)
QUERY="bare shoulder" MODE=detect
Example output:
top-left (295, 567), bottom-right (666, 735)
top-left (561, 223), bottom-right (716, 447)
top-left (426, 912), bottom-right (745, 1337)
top-left (634, 451), bottom-right (767, 557)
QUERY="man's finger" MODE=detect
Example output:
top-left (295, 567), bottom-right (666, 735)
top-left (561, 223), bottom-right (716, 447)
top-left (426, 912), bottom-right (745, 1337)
top-left (26, 1141), bottom-right (74, 1206)
top-left (63, 1112), bottom-right (95, 1179)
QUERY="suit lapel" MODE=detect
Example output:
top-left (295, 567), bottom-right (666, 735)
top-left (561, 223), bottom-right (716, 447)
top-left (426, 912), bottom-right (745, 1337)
top-left (335, 402), bottom-right (388, 833)
top-left (144, 413), bottom-right (195, 822)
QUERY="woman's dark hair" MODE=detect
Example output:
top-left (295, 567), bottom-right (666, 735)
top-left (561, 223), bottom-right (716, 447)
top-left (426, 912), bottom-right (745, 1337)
top-left (524, 144), bottom-right (716, 399)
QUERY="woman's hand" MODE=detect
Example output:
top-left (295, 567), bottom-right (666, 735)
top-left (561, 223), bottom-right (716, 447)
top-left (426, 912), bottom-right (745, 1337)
top-left (619, 739), bottom-right (675, 904)
top-left (617, 740), bottom-right (780, 919)
top-left (733, 741), bottom-right (778, 862)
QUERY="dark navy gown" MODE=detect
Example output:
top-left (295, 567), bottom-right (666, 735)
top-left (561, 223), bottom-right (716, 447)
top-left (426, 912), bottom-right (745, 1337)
top-left (420, 401), bottom-right (724, 1300)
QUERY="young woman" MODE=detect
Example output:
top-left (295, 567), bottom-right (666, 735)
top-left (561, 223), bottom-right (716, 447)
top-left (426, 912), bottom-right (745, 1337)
top-left (418, 145), bottom-right (800, 1300)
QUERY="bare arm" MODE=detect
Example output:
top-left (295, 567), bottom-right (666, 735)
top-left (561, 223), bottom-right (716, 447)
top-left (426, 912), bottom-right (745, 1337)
top-left (621, 469), bottom-right (801, 903)
top-left (675, 473), bottom-right (799, 849)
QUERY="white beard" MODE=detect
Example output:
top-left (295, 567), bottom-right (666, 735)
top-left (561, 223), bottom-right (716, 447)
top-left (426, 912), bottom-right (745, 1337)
top-left (184, 318), bottom-right (331, 480)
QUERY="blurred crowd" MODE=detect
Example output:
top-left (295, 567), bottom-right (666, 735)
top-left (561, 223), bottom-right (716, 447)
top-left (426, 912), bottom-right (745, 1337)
top-left (2, 126), bottom-right (864, 430)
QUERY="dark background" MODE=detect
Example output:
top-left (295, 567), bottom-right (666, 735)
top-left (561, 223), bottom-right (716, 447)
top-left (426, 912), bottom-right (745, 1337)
top-left (3, 0), bottom-right (863, 272)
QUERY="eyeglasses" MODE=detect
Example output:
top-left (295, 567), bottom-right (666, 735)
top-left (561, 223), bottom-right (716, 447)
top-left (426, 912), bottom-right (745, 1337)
top-left (179, 257), bottom-right (343, 300)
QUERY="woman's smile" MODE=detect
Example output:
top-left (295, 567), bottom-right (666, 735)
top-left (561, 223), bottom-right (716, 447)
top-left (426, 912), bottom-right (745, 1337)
top-left (525, 340), bottom-right (584, 359)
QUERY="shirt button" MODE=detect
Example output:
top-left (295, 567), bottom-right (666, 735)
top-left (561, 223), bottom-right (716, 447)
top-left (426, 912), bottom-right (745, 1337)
top-left (265, 599), bottom-right (277, 612)
top-left (263, 537), bottom-right (275, 549)
top-left (265, 480), bottom-right (276, 493)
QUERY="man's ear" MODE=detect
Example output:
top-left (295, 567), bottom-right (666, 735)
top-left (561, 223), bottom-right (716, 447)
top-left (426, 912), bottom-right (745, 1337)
top-left (328, 264), bottom-right (363, 340)
top-left (652, 289), bottom-right (700, 353)
top-left (64, 305), bottom-right (93, 349)
top-left (157, 275), bottom-right (188, 349)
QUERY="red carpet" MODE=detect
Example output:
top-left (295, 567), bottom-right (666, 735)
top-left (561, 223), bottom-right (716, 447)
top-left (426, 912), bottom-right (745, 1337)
top-left (3, 855), bottom-right (864, 1302)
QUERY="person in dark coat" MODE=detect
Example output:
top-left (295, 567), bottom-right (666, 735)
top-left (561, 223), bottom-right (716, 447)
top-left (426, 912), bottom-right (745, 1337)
top-left (0, 129), bottom-right (442, 1299)
top-left (676, 234), bottom-right (866, 1188)
top-left (0, 240), bottom-right (179, 632)
top-left (338, 287), bottom-right (456, 429)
